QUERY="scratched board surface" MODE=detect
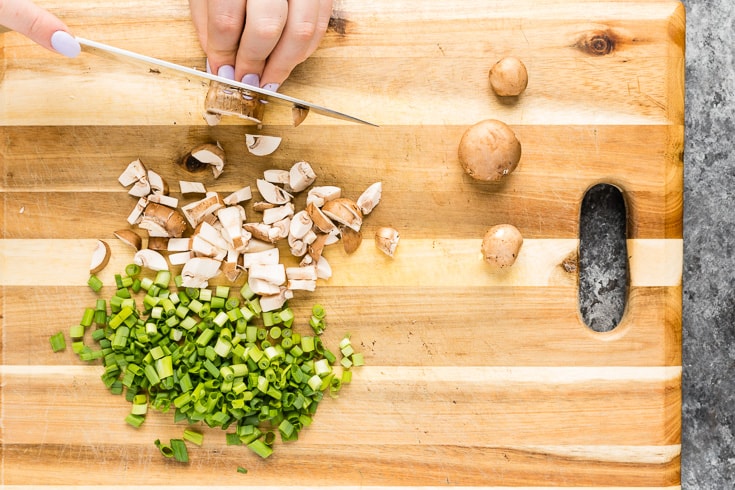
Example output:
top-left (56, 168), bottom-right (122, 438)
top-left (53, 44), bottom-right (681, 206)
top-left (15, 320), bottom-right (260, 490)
top-left (0, 0), bottom-right (683, 488)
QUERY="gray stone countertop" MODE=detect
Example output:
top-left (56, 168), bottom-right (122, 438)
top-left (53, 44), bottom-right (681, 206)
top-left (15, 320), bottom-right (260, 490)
top-left (682, 0), bottom-right (735, 487)
top-left (580, 2), bottom-right (731, 487)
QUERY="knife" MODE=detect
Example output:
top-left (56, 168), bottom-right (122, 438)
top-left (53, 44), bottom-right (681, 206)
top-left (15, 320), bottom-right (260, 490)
top-left (76, 37), bottom-right (376, 127)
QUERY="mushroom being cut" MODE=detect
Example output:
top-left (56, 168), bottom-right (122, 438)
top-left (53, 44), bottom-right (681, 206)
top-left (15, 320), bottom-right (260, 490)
top-left (204, 81), bottom-right (266, 125)
top-left (458, 119), bottom-right (521, 182)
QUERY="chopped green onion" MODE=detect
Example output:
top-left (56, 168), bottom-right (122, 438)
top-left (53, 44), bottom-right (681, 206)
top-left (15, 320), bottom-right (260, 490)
top-left (170, 439), bottom-right (189, 463)
top-left (247, 438), bottom-right (273, 459)
top-left (87, 274), bottom-right (103, 292)
top-left (183, 429), bottom-right (204, 446)
top-left (237, 466), bottom-right (248, 474)
top-left (49, 332), bottom-right (66, 352)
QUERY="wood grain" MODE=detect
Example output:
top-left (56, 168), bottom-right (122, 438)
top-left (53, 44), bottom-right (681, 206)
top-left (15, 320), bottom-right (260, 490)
top-left (0, 0), bottom-right (684, 487)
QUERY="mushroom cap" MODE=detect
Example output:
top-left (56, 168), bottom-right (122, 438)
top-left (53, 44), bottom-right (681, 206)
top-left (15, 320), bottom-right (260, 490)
top-left (322, 198), bottom-right (363, 232)
top-left (481, 224), bottom-right (523, 269)
top-left (458, 119), bottom-right (521, 182)
top-left (489, 56), bottom-right (528, 97)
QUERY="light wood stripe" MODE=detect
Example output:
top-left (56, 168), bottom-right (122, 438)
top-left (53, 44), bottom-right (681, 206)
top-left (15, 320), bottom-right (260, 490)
top-left (0, 238), bottom-right (682, 287)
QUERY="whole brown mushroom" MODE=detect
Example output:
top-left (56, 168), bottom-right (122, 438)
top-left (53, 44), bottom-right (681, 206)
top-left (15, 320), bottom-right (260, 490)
top-left (481, 224), bottom-right (523, 270)
top-left (489, 56), bottom-right (528, 97)
top-left (458, 119), bottom-right (521, 181)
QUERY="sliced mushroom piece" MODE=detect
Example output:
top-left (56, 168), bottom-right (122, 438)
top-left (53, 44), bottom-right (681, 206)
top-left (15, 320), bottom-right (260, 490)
top-left (324, 228), bottom-right (341, 246)
top-left (167, 237), bottom-right (191, 252)
top-left (89, 240), bottom-right (111, 274)
top-left (341, 226), bottom-right (363, 254)
top-left (286, 265), bottom-right (317, 281)
top-left (168, 251), bottom-right (193, 266)
top-left (187, 143), bottom-right (226, 179)
top-left (203, 111), bottom-right (222, 126)
top-left (113, 229), bottom-right (143, 251)
top-left (263, 169), bottom-right (290, 185)
top-left (243, 238), bottom-right (277, 253)
top-left (288, 237), bottom-right (308, 258)
top-left (146, 237), bottom-right (169, 251)
top-left (140, 202), bottom-right (188, 238)
top-left (147, 193), bottom-right (179, 208)
top-left (181, 257), bottom-right (222, 288)
top-left (180, 181), bottom-right (207, 195)
top-left (223, 186), bottom-right (253, 206)
top-left (256, 179), bottom-right (293, 205)
top-left (306, 232), bottom-right (329, 263)
top-left (127, 197), bottom-right (148, 225)
top-left (118, 159), bottom-right (147, 187)
top-left (191, 235), bottom-right (225, 259)
top-left (292, 106), bottom-right (309, 127)
top-left (246, 134), bottom-right (282, 156)
top-left (375, 226), bottom-right (400, 257)
top-left (217, 206), bottom-right (245, 250)
top-left (248, 277), bottom-right (283, 296)
top-left (289, 210), bottom-right (313, 240)
top-left (303, 229), bottom-right (318, 245)
top-left (306, 185), bottom-right (341, 208)
top-left (221, 261), bottom-right (242, 282)
top-left (133, 249), bottom-right (169, 272)
top-left (128, 177), bottom-right (151, 197)
top-left (181, 193), bottom-right (223, 229)
top-left (315, 255), bottom-right (332, 280)
top-left (148, 170), bottom-right (169, 195)
top-left (252, 201), bottom-right (276, 213)
top-left (357, 182), bottom-right (383, 215)
top-left (322, 198), bottom-right (363, 232)
top-left (259, 287), bottom-right (293, 312)
top-left (268, 217), bottom-right (291, 242)
top-left (196, 221), bottom-right (231, 252)
top-left (249, 263), bottom-right (286, 285)
top-left (263, 203), bottom-right (295, 225)
top-left (242, 247), bottom-right (279, 268)
top-left (204, 81), bottom-right (265, 125)
top-left (287, 279), bottom-right (317, 292)
top-left (288, 161), bottom-right (317, 193)
top-left (306, 202), bottom-right (337, 233)
top-left (244, 222), bottom-right (274, 243)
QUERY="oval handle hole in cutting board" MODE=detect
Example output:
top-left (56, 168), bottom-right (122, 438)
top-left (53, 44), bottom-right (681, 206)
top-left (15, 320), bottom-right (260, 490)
top-left (578, 183), bottom-right (629, 332)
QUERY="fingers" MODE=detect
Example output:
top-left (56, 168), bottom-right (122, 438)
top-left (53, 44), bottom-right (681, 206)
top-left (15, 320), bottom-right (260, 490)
top-left (260, 0), bottom-right (332, 87)
top-left (205, 0), bottom-right (247, 77)
top-left (234, 0), bottom-right (288, 85)
top-left (0, 0), bottom-right (80, 57)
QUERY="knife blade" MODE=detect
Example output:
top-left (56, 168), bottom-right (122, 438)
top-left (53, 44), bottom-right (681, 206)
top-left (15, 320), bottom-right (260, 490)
top-left (76, 37), bottom-right (376, 127)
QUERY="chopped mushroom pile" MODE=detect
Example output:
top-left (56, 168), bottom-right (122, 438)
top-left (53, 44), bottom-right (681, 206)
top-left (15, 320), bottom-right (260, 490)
top-left (116, 150), bottom-right (387, 312)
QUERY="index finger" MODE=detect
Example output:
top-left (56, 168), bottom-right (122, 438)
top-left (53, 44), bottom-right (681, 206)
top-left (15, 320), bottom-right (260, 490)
top-left (0, 0), bottom-right (78, 55)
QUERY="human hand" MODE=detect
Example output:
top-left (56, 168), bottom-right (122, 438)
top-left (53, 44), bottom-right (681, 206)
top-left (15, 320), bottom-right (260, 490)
top-left (0, 0), bottom-right (80, 57)
top-left (188, 0), bottom-right (333, 92)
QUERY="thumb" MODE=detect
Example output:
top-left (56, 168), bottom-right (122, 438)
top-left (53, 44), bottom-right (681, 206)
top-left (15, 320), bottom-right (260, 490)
top-left (0, 0), bottom-right (80, 57)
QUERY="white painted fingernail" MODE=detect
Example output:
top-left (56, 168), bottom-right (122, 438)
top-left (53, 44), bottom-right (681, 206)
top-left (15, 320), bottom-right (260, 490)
top-left (217, 65), bottom-right (235, 80)
top-left (262, 83), bottom-right (280, 93)
top-left (50, 31), bottom-right (81, 58)
top-left (206, 59), bottom-right (211, 74)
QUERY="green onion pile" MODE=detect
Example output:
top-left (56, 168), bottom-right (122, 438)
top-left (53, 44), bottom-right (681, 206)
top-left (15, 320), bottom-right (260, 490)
top-left (52, 265), bottom-right (363, 464)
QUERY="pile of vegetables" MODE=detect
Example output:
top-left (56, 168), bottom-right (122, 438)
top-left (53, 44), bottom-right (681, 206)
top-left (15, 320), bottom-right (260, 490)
top-left (51, 264), bottom-right (363, 465)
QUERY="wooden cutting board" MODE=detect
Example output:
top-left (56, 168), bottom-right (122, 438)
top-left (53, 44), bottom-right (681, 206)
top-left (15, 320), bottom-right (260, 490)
top-left (0, 0), bottom-right (684, 487)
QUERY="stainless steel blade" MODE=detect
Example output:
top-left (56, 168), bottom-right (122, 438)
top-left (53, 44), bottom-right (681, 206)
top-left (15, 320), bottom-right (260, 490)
top-left (76, 37), bottom-right (376, 126)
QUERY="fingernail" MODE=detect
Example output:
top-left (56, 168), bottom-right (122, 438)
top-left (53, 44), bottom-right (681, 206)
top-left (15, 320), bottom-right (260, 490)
top-left (242, 74), bottom-right (259, 87)
top-left (262, 83), bottom-right (280, 93)
top-left (50, 31), bottom-right (81, 58)
top-left (217, 65), bottom-right (235, 80)
top-left (206, 59), bottom-right (211, 74)
top-left (241, 74), bottom-right (259, 100)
